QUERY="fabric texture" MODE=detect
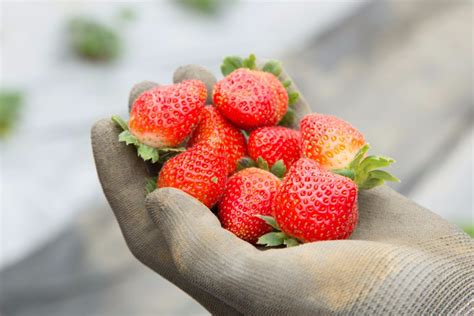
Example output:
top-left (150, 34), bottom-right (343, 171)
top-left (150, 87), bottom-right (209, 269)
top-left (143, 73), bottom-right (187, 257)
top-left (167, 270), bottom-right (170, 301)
top-left (91, 65), bottom-right (474, 315)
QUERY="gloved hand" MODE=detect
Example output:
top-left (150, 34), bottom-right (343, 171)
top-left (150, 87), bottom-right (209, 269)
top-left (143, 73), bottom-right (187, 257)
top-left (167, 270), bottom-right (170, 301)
top-left (91, 65), bottom-right (473, 315)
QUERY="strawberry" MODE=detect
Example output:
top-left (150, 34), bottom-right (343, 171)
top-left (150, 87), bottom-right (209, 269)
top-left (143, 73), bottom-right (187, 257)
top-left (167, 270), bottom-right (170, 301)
top-left (114, 80), bottom-right (206, 162)
top-left (214, 54), bottom-right (299, 129)
top-left (301, 113), bottom-right (399, 190)
top-left (158, 138), bottom-right (227, 208)
top-left (213, 68), bottom-right (277, 129)
top-left (247, 126), bottom-right (301, 172)
top-left (218, 167), bottom-right (281, 243)
top-left (188, 105), bottom-right (246, 174)
top-left (258, 158), bottom-right (358, 247)
top-left (258, 71), bottom-right (288, 123)
top-left (301, 113), bottom-right (365, 170)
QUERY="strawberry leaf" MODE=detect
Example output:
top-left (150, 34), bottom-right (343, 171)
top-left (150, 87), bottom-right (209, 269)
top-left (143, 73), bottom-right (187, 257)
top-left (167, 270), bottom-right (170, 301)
top-left (257, 156), bottom-right (269, 171)
top-left (137, 143), bottom-right (159, 163)
top-left (332, 144), bottom-right (399, 190)
top-left (145, 177), bottom-right (157, 194)
top-left (270, 160), bottom-right (286, 178)
top-left (257, 232), bottom-right (286, 247)
top-left (282, 79), bottom-right (292, 88)
top-left (332, 168), bottom-right (355, 180)
top-left (160, 147), bottom-right (186, 153)
top-left (111, 115), bottom-right (129, 131)
top-left (278, 107), bottom-right (296, 127)
top-left (118, 130), bottom-right (139, 146)
top-left (115, 118), bottom-right (179, 164)
top-left (237, 157), bottom-right (257, 171)
top-left (368, 170), bottom-right (400, 182)
top-left (256, 217), bottom-right (302, 248)
top-left (358, 177), bottom-right (385, 190)
top-left (242, 53), bottom-right (257, 70)
top-left (283, 237), bottom-right (300, 247)
top-left (221, 56), bottom-right (243, 76)
top-left (288, 91), bottom-right (299, 106)
top-left (348, 144), bottom-right (370, 169)
top-left (256, 215), bottom-right (281, 230)
top-left (262, 60), bottom-right (282, 77)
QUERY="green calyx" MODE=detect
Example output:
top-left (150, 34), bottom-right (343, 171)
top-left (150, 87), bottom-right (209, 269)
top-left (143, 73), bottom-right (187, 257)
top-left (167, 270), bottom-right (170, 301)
top-left (111, 115), bottom-right (185, 164)
top-left (220, 54), bottom-right (299, 126)
top-left (145, 176), bottom-right (157, 194)
top-left (220, 54), bottom-right (257, 75)
top-left (236, 157), bottom-right (257, 171)
top-left (236, 156), bottom-right (287, 179)
top-left (332, 144), bottom-right (400, 190)
top-left (278, 107), bottom-right (296, 127)
top-left (270, 160), bottom-right (286, 178)
top-left (256, 215), bottom-right (300, 247)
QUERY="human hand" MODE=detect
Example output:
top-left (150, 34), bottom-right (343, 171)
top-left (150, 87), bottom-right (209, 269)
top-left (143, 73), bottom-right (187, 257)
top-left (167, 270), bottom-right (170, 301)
top-left (92, 65), bottom-right (473, 315)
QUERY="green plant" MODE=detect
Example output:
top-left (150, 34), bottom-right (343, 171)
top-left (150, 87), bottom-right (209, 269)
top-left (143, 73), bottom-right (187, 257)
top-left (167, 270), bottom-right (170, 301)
top-left (0, 90), bottom-right (24, 138)
top-left (68, 17), bottom-right (121, 61)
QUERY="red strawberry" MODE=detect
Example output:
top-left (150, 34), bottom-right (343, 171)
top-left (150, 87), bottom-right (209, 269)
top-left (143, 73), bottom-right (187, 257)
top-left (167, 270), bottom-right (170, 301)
top-left (213, 68), bottom-right (278, 129)
top-left (268, 158), bottom-right (358, 244)
top-left (247, 126), bottom-right (301, 171)
top-left (188, 105), bottom-right (246, 174)
top-left (216, 54), bottom-right (299, 128)
top-left (218, 168), bottom-right (281, 243)
top-left (129, 80), bottom-right (206, 148)
top-left (258, 71), bottom-right (288, 123)
top-left (300, 113), bottom-right (399, 190)
top-left (158, 138), bottom-right (227, 208)
top-left (301, 113), bottom-right (365, 170)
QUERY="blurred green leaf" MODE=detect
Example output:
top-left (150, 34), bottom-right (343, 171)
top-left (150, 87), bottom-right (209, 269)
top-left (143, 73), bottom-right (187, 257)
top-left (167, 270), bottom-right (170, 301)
top-left (0, 90), bottom-right (24, 139)
top-left (178, 0), bottom-right (230, 15)
top-left (460, 224), bottom-right (474, 238)
top-left (118, 7), bottom-right (137, 22)
top-left (68, 17), bottom-right (121, 62)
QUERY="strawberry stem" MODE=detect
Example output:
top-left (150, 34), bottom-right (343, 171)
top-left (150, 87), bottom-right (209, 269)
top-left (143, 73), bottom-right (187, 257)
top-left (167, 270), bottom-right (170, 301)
top-left (332, 144), bottom-right (400, 190)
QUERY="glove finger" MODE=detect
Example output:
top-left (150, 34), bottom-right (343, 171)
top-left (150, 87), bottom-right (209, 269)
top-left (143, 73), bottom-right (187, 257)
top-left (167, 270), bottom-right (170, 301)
top-left (279, 65), bottom-right (312, 126)
top-left (353, 186), bottom-right (461, 245)
top-left (173, 64), bottom-right (216, 104)
top-left (91, 119), bottom-right (161, 259)
top-left (257, 58), bottom-right (311, 127)
top-left (128, 81), bottom-right (159, 112)
top-left (92, 120), bottom-right (240, 315)
top-left (147, 188), bottom-right (474, 314)
top-left (146, 188), bottom-right (266, 309)
top-left (144, 188), bottom-right (391, 314)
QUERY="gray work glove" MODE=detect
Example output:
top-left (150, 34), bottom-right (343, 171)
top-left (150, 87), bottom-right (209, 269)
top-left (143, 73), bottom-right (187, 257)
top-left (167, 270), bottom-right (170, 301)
top-left (92, 65), bottom-right (473, 315)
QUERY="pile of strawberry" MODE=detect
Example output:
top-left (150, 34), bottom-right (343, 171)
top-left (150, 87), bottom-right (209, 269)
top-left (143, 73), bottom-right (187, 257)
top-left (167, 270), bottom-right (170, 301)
top-left (113, 54), bottom-right (399, 247)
